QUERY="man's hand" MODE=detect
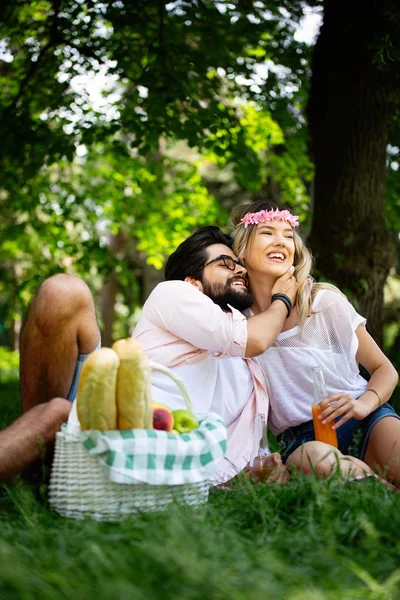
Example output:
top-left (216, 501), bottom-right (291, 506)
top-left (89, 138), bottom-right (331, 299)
top-left (252, 452), bottom-right (286, 482)
top-left (267, 463), bottom-right (290, 485)
top-left (271, 266), bottom-right (298, 306)
top-left (262, 453), bottom-right (290, 484)
top-left (245, 265), bottom-right (298, 357)
top-left (263, 451), bottom-right (282, 470)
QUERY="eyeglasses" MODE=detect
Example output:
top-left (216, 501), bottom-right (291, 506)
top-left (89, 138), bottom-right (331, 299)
top-left (199, 254), bottom-right (244, 272)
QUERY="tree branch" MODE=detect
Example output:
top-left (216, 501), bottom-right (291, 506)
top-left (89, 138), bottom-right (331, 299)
top-left (4, 0), bottom-right (62, 115)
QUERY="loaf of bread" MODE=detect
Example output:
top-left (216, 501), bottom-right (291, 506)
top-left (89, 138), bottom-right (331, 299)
top-left (112, 338), bottom-right (152, 430)
top-left (77, 347), bottom-right (120, 431)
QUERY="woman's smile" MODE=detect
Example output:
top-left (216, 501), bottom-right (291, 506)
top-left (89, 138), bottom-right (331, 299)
top-left (266, 251), bottom-right (287, 263)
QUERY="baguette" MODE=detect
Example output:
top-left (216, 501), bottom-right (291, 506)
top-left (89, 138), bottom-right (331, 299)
top-left (77, 347), bottom-right (120, 431)
top-left (112, 338), bottom-right (152, 429)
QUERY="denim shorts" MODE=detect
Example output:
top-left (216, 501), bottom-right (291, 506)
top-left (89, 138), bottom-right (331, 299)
top-left (277, 404), bottom-right (400, 463)
top-left (67, 337), bottom-right (101, 401)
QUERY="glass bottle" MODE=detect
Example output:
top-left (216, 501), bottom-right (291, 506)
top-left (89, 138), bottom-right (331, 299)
top-left (251, 413), bottom-right (272, 481)
top-left (311, 366), bottom-right (338, 448)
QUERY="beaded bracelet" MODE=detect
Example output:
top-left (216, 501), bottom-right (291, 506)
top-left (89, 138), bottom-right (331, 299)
top-left (367, 388), bottom-right (382, 408)
top-left (271, 293), bottom-right (292, 318)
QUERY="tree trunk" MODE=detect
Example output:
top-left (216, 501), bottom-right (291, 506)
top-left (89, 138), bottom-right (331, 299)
top-left (100, 233), bottom-right (125, 347)
top-left (141, 261), bottom-right (164, 304)
top-left (100, 275), bottom-right (119, 347)
top-left (11, 316), bottom-right (21, 351)
top-left (307, 0), bottom-right (400, 344)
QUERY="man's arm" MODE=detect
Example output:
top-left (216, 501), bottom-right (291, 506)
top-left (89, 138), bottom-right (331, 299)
top-left (143, 269), bottom-right (297, 360)
top-left (141, 281), bottom-right (248, 358)
top-left (245, 301), bottom-right (288, 357)
top-left (245, 266), bottom-right (298, 357)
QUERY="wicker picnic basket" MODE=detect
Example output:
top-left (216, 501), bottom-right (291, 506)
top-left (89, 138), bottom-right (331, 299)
top-left (48, 362), bottom-right (212, 522)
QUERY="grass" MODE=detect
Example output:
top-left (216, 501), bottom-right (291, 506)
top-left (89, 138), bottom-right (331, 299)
top-left (0, 381), bottom-right (400, 600)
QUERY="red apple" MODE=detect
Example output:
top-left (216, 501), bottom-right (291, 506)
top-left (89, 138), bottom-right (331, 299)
top-left (152, 401), bottom-right (174, 432)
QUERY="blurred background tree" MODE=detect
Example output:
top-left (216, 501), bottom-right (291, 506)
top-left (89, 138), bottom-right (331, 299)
top-left (0, 1), bottom-right (399, 394)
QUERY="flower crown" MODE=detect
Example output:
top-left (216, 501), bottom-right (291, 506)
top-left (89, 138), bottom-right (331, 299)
top-left (240, 208), bottom-right (299, 229)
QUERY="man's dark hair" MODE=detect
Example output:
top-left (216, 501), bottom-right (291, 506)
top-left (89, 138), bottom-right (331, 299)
top-left (165, 226), bottom-right (233, 281)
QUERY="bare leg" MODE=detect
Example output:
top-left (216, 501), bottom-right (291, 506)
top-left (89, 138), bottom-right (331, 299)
top-left (363, 417), bottom-right (400, 485)
top-left (0, 398), bottom-right (71, 481)
top-left (287, 441), bottom-right (374, 479)
top-left (20, 274), bottom-right (99, 412)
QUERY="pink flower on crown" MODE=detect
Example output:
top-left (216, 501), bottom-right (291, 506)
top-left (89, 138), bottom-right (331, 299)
top-left (241, 208), bottom-right (299, 229)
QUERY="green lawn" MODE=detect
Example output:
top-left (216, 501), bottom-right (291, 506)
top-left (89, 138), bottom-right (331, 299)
top-left (0, 382), bottom-right (399, 600)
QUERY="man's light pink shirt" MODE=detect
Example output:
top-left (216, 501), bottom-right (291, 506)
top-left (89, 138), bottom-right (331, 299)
top-left (133, 280), bottom-right (270, 482)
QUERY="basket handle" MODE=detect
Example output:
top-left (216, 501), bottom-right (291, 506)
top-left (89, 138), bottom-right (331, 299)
top-left (149, 361), bottom-right (193, 413)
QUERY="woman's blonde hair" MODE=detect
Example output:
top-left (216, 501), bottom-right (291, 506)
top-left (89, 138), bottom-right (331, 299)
top-left (231, 201), bottom-right (342, 326)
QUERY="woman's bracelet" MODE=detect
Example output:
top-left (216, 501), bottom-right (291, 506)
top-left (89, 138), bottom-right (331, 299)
top-left (366, 388), bottom-right (382, 408)
top-left (271, 293), bottom-right (292, 318)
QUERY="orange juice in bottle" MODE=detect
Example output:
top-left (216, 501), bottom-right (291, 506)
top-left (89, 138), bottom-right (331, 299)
top-left (311, 366), bottom-right (338, 448)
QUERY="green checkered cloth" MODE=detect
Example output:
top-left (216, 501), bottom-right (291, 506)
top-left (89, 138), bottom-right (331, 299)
top-left (78, 412), bottom-right (227, 485)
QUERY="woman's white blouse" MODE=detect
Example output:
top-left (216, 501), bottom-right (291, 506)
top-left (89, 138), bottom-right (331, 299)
top-left (254, 289), bottom-right (368, 435)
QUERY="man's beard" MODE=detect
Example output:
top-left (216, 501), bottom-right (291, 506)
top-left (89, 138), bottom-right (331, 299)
top-left (203, 276), bottom-right (253, 312)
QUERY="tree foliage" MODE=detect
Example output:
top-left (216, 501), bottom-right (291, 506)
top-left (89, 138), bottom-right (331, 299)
top-left (0, 0), bottom-right (399, 350)
top-left (0, 1), bottom-right (313, 330)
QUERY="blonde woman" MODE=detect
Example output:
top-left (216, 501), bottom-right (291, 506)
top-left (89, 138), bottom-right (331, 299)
top-left (232, 200), bottom-right (400, 484)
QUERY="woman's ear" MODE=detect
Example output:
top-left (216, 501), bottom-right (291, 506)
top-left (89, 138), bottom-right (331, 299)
top-left (185, 277), bottom-right (204, 292)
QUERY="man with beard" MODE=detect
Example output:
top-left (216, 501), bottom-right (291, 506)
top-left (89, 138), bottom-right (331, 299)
top-left (12, 226), bottom-right (295, 483)
top-left (133, 226), bottom-right (297, 482)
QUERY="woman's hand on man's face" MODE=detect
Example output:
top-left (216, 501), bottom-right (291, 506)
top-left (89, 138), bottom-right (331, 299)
top-left (271, 266), bottom-right (298, 305)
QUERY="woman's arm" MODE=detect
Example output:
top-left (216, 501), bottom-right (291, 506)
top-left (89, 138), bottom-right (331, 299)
top-left (355, 325), bottom-right (398, 407)
top-left (319, 325), bottom-right (398, 429)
